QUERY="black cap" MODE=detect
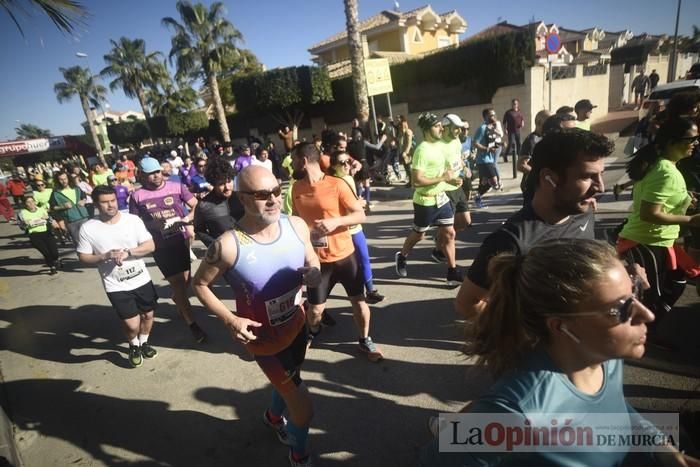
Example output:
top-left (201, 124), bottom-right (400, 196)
top-left (574, 99), bottom-right (597, 111)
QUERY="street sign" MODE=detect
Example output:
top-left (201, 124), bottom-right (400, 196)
top-left (545, 33), bottom-right (561, 54)
top-left (364, 58), bottom-right (393, 97)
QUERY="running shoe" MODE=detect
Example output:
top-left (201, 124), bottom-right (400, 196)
top-left (358, 336), bottom-right (384, 362)
top-left (128, 345), bottom-right (142, 368)
top-left (446, 268), bottom-right (463, 289)
top-left (288, 451), bottom-right (313, 467)
top-left (189, 322), bottom-right (207, 344)
top-left (394, 252), bottom-right (407, 277)
top-left (49, 266), bottom-right (58, 275)
top-left (430, 248), bottom-right (446, 263)
top-left (140, 342), bottom-right (158, 359)
top-left (321, 311), bottom-right (336, 327)
top-left (365, 289), bottom-right (385, 304)
top-left (306, 325), bottom-right (322, 350)
top-left (474, 195), bottom-right (484, 209)
top-left (263, 410), bottom-right (292, 446)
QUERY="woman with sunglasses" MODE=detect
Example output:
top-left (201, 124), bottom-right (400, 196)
top-left (328, 150), bottom-right (384, 304)
top-left (617, 118), bottom-right (700, 343)
top-left (421, 239), bottom-right (696, 466)
top-left (18, 195), bottom-right (60, 274)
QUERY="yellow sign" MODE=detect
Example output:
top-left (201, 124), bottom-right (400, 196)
top-left (364, 58), bottom-right (393, 96)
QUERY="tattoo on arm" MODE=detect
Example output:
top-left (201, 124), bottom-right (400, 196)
top-left (205, 239), bottom-right (222, 264)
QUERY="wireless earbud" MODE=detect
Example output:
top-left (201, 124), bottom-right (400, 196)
top-left (545, 175), bottom-right (557, 188)
top-left (560, 324), bottom-right (581, 344)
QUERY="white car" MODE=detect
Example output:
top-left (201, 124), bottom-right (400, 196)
top-left (639, 79), bottom-right (700, 121)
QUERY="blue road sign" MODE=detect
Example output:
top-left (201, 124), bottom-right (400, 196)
top-left (546, 33), bottom-right (561, 54)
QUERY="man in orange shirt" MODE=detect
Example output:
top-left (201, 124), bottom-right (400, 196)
top-left (291, 142), bottom-right (383, 362)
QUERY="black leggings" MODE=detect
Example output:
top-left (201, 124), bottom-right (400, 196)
top-left (29, 231), bottom-right (59, 266)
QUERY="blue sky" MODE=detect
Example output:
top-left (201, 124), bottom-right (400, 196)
top-left (1, 0), bottom-right (698, 140)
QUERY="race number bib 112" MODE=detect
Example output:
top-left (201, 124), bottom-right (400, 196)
top-left (264, 288), bottom-right (302, 326)
top-left (115, 261), bottom-right (145, 282)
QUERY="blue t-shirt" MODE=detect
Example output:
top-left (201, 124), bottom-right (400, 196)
top-left (190, 174), bottom-right (211, 194)
top-left (474, 123), bottom-right (497, 165)
top-left (114, 184), bottom-right (129, 210)
top-left (420, 350), bottom-right (658, 466)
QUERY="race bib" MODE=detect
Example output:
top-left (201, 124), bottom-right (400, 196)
top-left (310, 230), bottom-right (328, 248)
top-left (264, 288), bottom-right (302, 326)
top-left (436, 192), bottom-right (449, 208)
top-left (115, 261), bottom-right (145, 282)
top-left (28, 218), bottom-right (45, 227)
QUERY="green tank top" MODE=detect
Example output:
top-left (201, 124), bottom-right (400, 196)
top-left (21, 207), bottom-right (49, 233)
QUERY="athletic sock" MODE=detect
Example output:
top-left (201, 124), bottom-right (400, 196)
top-left (129, 336), bottom-right (139, 346)
top-left (139, 334), bottom-right (149, 345)
top-left (269, 389), bottom-right (287, 419)
top-left (287, 420), bottom-right (310, 458)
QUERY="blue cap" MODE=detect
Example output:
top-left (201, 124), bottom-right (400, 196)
top-left (139, 157), bottom-right (161, 173)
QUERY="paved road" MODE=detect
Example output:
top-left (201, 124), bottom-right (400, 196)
top-left (0, 138), bottom-right (698, 466)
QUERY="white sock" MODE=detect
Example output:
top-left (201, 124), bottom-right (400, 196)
top-left (129, 336), bottom-right (139, 346)
top-left (139, 334), bottom-right (149, 345)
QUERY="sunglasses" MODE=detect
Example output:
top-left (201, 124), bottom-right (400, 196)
top-left (678, 136), bottom-right (699, 143)
top-left (36, 183), bottom-right (45, 187)
top-left (197, 164), bottom-right (206, 168)
top-left (545, 276), bottom-right (643, 324)
top-left (238, 185), bottom-right (282, 200)
top-left (337, 159), bottom-right (353, 166)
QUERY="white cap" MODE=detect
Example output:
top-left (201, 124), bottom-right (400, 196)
top-left (442, 113), bottom-right (467, 128)
top-left (170, 150), bottom-right (178, 157)
top-left (177, 144), bottom-right (183, 149)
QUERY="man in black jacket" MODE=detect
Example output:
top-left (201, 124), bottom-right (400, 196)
top-left (193, 156), bottom-right (242, 246)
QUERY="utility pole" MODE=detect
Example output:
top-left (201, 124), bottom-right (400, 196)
top-left (669, 0), bottom-right (682, 82)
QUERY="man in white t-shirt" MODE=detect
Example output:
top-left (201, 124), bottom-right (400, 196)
top-left (167, 150), bottom-right (184, 171)
top-left (77, 184), bottom-right (158, 368)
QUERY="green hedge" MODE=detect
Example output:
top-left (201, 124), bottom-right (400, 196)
top-left (106, 120), bottom-right (150, 148)
top-left (232, 65), bottom-right (333, 114)
top-left (147, 111), bottom-right (209, 138)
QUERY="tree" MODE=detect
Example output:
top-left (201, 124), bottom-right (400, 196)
top-left (212, 48), bottom-right (263, 110)
top-left (106, 120), bottom-right (149, 149)
top-left (1, 0), bottom-right (88, 37)
top-left (162, 1), bottom-right (244, 143)
top-left (100, 37), bottom-right (167, 120)
top-left (15, 123), bottom-right (52, 139)
top-left (343, 0), bottom-right (369, 126)
top-left (54, 65), bottom-right (106, 163)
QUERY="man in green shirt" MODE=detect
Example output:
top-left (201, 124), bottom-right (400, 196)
top-left (574, 99), bottom-right (596, 131)
top-left (394, 112), bottom-right (464, 287)
top-left (49, 171), bottom-right (89, 247)
top-left (91, 162), bottom-right (114, 187)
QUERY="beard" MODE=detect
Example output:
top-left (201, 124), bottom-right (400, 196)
top-left (292, 168), bottom-right (307, 180)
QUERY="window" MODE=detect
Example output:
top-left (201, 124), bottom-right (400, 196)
top-left (437, 36), bottom-right (451, 48)
top-left (368, 40), bottom-right (379, 53)
top-left (413, 29), bottom-right (423, 43)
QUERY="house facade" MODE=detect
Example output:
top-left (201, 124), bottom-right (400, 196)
top-left (81, 109), bottom-right (146, 154)
top-left (308, 5), bottom-right (467, 77)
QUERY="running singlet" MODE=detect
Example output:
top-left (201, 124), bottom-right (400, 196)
top-left (223, 215), bottom-right (306, 356)
top-left (129, 181), bottom-right (193, 248)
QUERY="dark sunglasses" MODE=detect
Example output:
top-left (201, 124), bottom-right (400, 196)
top-left (36, 183), bottom-right (45, 187)
top-left (238, 185), bottom-right (282, 200)
top-left (677, 136), bottom-right (699, 143)
top-left (338, 159), bottom-right (353, 166)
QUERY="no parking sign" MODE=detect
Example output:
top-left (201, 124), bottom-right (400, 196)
top-left (546, 33), bottom-right (562, 54)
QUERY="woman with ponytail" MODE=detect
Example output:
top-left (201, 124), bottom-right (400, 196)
top-left (421, 239), bottom-right (695, 466)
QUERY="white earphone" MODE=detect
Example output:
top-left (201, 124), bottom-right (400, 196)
top-left (560, 324), bottom-right (581, 344)
top-left (545, 175), bottom-right (557, 188)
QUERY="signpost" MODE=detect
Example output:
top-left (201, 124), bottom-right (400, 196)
top-left (364, 58), bottom-right (394, 138)
top-left (545, 33), bottom-right (562, 111)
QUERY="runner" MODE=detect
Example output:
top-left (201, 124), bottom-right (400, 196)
top-left (17, 195), bottom-right (59, 274)
top-left (394, 112), bottom-right (463, 287)
top-left (49, 171), bottom-right (90, 247)
top-left (193, 165), bottom-right (320, 467)
top-left (193, 155), bottom-right (239, 247)
top-left (129, 157), bottom-right (207, 343)
top-left (290, 142), bottom-right (384, 362)
top-left (77, 185), bottom-right (159, 368)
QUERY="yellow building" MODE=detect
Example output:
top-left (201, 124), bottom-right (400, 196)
top-left (308, 4), bottom-right (467, 78)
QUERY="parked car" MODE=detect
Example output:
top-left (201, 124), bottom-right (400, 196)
top-left (685, 63), bottom-right (700, 80)
top-left (638, 79), bottom-right (700, 121)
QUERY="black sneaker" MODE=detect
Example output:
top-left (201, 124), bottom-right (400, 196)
top-left (321, 311), bottom-right (336, 327)
top-left (140, 342), bottom-right (158, 359)
top-left (189, 322), bottom-right (207, 344)
top-left (430, 248), bottom-right (446, 263)
top-left (358, 336), bottom-right (384, 362)
top-left (306, 325), bottom-right (322, 350)
top-left (49, 266), bottom-right (58, 275)
top-left (446, 268), bottom-right (463, 289)
top-left (395, 252), bottom-right (407, 278)
top-left (365, 289), bottom-right (385, 304)
top-left (128, 345), bottom-right (142, 368)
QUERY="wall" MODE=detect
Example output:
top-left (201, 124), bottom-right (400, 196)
top-left (367, 29), bottom-right (403, 53)
top-left (609, 64), bottom-right (626, 109)
top-left (530, 64), bottom-right (610, 125)
top-left (406, 25), bottom-right (452, 55)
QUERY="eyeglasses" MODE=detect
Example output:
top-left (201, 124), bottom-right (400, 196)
top-left (36, 183), bottom-right (45, 187)
top-left (677, 136), bottom-right (699, 143)
top-left (544, 276), bottom-right (643, 324)
top-left (338, 159), bottom-right (353, 166)
top-left (197, 164), bottom-right (206, 168)
top-left (238, 185), bottom-right (282, 200)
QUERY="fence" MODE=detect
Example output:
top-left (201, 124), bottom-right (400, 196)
top-left (546, 65), bottom-right (577, 80)
top-left (583, 63), bottom-right (608, 76)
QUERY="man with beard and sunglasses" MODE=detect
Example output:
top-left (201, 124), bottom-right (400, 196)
top-left (129, 157), bottom-right (207, 343)
top-left (455, 129), bottom-right (614, 320)
top-left (290, 142), bottom-right (384, 362)
top-left (193, 165), bottom-right (321, 467)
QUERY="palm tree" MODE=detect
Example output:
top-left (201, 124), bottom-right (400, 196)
top-left (146, 78), bottom-right (199, 117)
top-left (162, 1), bottom-right (244, 143)
top-left (343, 0), bottom-right (370, 126)
top-left (1, 0), bottom-right (88, 37)
top-left (100, 37), bottom-right (166, 120)
top-left (15, 123), bottom-right (52, 139)
top-left (54, 65), bottom-right (107, 163)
